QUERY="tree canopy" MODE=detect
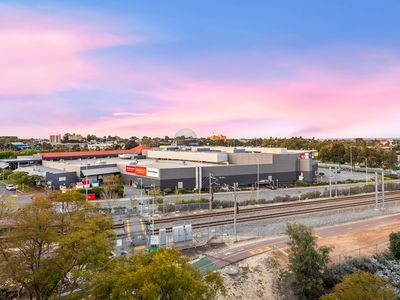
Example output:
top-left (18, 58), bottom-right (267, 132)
top-left (90, 247), bottom-right (226, 300)
top-left (0, 191), bottom-right (115, 300)
top-left (321, 270), bottom-right (396, 300)
top-left (285, 222), bottom-right (332, 300)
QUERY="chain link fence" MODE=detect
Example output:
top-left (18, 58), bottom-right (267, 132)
top-left (331, 241), bottom-right (390, 264)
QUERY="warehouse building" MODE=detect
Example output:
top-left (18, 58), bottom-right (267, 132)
top-left (23, 146), bottom-right (317, 190)
top-left (118, 147), bottom-right (317, 190)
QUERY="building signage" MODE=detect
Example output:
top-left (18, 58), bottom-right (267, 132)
top-left (59, 176), bottom-right (66, 182)
top-left (147, 168), bottom-right (160, 178)
top-left (125, 165), bottom-right (147, 176)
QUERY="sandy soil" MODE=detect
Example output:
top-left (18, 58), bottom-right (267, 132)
top-left (317, 221), bottom-right (399, 263)
top-left (217, 253), bottom-right (278, 300)
top-left (213, 215), bottom-right (400, 299)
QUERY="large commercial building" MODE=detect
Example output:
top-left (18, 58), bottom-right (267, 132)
top-left (119, 147), bottom-right (317, 190)
top-left (36, 146), bottom-right (317, 190)
top-left (4, 145), bottom-right (318, 190)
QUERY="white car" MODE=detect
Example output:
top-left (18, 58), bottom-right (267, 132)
top-left (5, 184), bottom-right (17, 191)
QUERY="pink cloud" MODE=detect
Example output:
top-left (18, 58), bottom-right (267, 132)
top-left (0, 4), bottom-right (139, 96)
top-left (82, 61), bottom-right (400, 138)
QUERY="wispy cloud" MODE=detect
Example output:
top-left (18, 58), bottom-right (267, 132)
top-left (0, 3), bottom-right (141, 96)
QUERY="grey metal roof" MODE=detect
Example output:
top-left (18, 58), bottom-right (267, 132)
top-left (0, 162), bottom-right (9, 169)
top-left (81, 166), bottom-right (120, 177)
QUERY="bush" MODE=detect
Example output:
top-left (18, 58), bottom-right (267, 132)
top-left (19, 149), bottom-right (37, 156)
top-left (0, 151), bottom-right (15, 159)
top-left (389, 232), bottom-right (400, 260)
top-left (0, 169), bottom-right (12, 180)
top-left (163, 188), bottom-right (173, 194)
top-left (321, 270), bottom-right (396, 300)
top-left (323, 257), bottom-right (378, 289)
top-left (77, 189), bottom-right (86, 194)
top-left (91, 187), bottom-right (103, 198)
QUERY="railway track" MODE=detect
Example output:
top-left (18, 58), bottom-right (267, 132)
top-left (154, 191), bottom-right (400, 224)
top-left (153, 194), bottom-right (400, 234)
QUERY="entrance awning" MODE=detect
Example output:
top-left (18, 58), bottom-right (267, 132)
top-left (81, 167), bottom-right (120, 177)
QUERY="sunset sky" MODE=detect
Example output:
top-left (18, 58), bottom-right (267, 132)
top-left (1, 1), bottom-right (400, 138)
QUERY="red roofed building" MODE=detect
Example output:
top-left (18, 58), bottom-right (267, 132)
top-left (40, 145), bottom-right (151, 161)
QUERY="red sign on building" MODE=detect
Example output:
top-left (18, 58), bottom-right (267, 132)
top-left (125, 165), bottom-right (147, 176)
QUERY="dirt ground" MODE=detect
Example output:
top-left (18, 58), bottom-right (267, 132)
top-left (213, 215), bottom-right (400, 299)
top-left (317, 219), bottom-right (400, 262)
top-left (217, 253), bottom-right (278, 300)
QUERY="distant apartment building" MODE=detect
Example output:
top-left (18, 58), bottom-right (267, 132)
top-left (49, 134), bottom-right (62, 145)
top-left (66, 133), bottom-right (84, 142)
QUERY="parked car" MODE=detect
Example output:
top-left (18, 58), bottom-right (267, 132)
top-left (258, 180), bottom-right (276, 190)
top-left (5, 184), bottom-right (17, 191)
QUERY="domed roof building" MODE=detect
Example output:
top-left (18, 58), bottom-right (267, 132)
top-left (173, 128), bottom-right (199, 146)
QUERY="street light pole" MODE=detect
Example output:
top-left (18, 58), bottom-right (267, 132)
top-left (85, 159), bottom-right (88, 201)
top-left (365, 158), bottom-right (368, 187)
top-left (335, 166), bottom-right (338, 197)
top-left (233, 182), bottom-right (238, 242)
top-left (209, 174), bottom-right (213, 210)
top-left (152, 184), bottom-right (155, 235)
top-left (375, 172), bottom-right (378, 209)
top-left (256, 159), bottom-right (260, 201)
top-left (382, 171), bottom-right (385, 210)
top-left (139, 178), bottom-right (143, 216)
top-left (329, 166), bottom-right (332, 198)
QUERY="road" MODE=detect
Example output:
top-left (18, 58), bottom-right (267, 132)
top-left (318, 162), bottom-right (399, 176)
top-left (318, 167), bottom-right (375, 182)
top-left (207, 213), bottom-right (400, 268)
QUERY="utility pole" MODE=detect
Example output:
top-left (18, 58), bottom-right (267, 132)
top-left (382, 172), bottom-right (385, 210)
top-left (256, 159), bottom-right (260, 201)
top-left (139, 178), bottom-right (143, 216)
top-left (152, 184), bottom-right (155, 235)
top-left (329, 166), bottom-right (332, 198)
top-left (365, 158), bottom-right (368, 187)
top-left (233, 182), bottom-right (238, 242)
top-left (374, 172), bottom-right (378, 209)
top-left (85, 159), bottom-right (89, 201)
top-left (335, 166), bottom-right (338, 197)
top-left (209, 174), bottom-right (213, 210)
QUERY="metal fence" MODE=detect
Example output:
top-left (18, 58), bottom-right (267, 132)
top-left (331, 241), bottom-right (390, 264)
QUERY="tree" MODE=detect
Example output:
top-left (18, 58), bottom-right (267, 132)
top-left (19, 149), bottom-right (38, 156)
top-left (90, 248), bottom-right (226, 300)
top-left (0, 191), bottom-right (115, 299)
top-left (7, 171), bottom-right (30, 186)
top-left (124, 139), bottom-right (139, 150)
top-left (285, 222), bottom-right (332, 299)
top-left (101, 175), bottom-right (124, 199)
top-left (389, 232), bottom-right (400, 259)
top-left (321, 270), bottom-right (396, 300)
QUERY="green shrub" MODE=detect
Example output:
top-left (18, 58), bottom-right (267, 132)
top-left (163, 188), bottom-right (173, 194)
top-left (91, 187), bottom-right (103, 197)
top-left (389, 232), bottom-right (400, 259)
top-left (0, 151), bottom-right (15, 159)
top-left (19, 149), bottom-right (37, 156)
